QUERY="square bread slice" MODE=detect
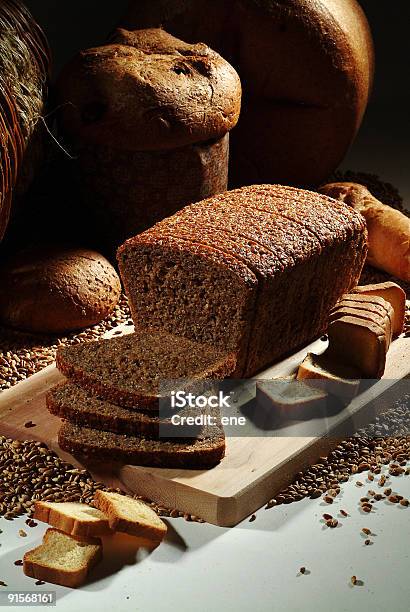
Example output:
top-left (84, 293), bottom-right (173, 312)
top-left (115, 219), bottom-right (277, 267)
top-left (23, 528), bottom-right (102, 588)
top-left (33, 501), bottom-right (112, 537)
top-left (352, 282), bottom-right (406, 336)
top-left (327, 316), bottom-right (388, 378)
top-left (256, 377), bottom-right (328, 421)
top-left (297, 352), bottom-right (361, 401)
top-left (93, 491), bottom-right (167, 541)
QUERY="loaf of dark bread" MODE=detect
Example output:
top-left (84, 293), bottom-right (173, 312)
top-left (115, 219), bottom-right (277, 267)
top-left (122, 0), bottom-right (374, 187)
top-left (58, 422), bottom-right (225, 469)
top-left (118, 184), bottom-right (368, 377)
top-left (56, 28), bottom-right (241, 248)
top-left (56, 329), bottom-right (237, 409)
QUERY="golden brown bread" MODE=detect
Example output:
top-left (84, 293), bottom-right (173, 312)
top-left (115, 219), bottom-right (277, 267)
top-left (23, 528), bottom-right (102, 588)
top-left (319, 182), bottom-right (410, 281)
top-left (57, 28), bottom-right (241, 151)
top-left (33, 501), bottom-right (113, 537)
top-left (0, 245), bottom-right (121, 333)
top-left (122, 0), bottom-right (374, 186)
top-left (56, 28), bottom-right (241, 247)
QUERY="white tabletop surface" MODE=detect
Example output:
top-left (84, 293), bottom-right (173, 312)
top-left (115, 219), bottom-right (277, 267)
top-left (1, 465), bottom-right (409, 612)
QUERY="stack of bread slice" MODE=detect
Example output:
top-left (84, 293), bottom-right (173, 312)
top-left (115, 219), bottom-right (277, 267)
top-left (258, 282), bottom-right (406, 418)
top-left (23, 491), bottom-right (167, 588)
top-left (298, 281), bottom-right (405, 396)
top-left (47, 329), bottom-right (232, 469)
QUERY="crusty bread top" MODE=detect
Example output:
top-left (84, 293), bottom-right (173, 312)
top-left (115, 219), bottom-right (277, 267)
top-left (121, 0), bottom-right (374, 185)
top-left (119, 184), bottom-right (368, 254)
top-left (57, 28), bottom-right (241, 151)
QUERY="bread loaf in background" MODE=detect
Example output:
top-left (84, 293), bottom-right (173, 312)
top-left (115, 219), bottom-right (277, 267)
top-left (121, 0), bottom-right (374, 187)
top-left (57, 28), bottom-right (241, 249)
top-left (0, 245), bottom-right (121, 334)
top-left (320, 182), bottom-right (410, 281)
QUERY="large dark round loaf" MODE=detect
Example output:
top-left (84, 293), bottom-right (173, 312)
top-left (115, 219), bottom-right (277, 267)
top-left (57, 28), bottom-right (241, 248)
top-left (122, 0), bottom-right (374, 187)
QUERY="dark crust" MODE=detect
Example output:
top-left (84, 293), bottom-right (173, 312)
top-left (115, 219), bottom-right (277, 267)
top-left (58, 423), bottom-right (226, 469)
top-left (56, 340), bottom-right (237, 410)
top-left (57, 28), bottom-right (241, 150)
top-left (118, 184), bottom-right (367, 376)
top-left (47, 382), bottom-right (205, 438)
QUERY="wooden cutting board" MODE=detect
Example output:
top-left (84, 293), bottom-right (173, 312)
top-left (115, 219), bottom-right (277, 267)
top-left (0, 326), bottom-right (409, 527)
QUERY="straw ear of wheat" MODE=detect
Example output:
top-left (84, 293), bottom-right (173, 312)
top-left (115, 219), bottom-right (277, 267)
top-left (0, 0), bottom-right (50, 241)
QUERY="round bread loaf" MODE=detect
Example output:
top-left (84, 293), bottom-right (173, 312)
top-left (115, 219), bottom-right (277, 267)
top-left (57, 27), bottom-right (241, 151)
top-left (122, 0), bottom-right (374, 187)
top-left (56, 28), bottom-right (241, 248)
top-left (0, 245), bottom-right (121, 334)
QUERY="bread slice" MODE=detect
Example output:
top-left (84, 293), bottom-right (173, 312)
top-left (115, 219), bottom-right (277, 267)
top-left (23, 528), bottom-right (102, 588)
top-left (297, 352), bottom-right (361, 401)
top-left (352, 282), bottom-right (406, 336)
top-left (329, 300), bottom-right (393, 346)
top-left (47, 382), bottom-right (202, 438)
top-left (56, 330), bottom-right (236, 409)
top-left (327, 316), bottom-right (388, 378)
top-left (58, 422), bottom-right (225, 469)
top-left (93, 491), bottom-right (167, 541)
top-left (256, 377), bottom-right (328, 420)
top-left (33, 501), bottom-right (112, 537)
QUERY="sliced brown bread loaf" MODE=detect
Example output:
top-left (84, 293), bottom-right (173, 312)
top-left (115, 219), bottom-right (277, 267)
top-left (145, 212), bottom-right (323, 374)
top-left (118, 234), bottom-right (258, 376)
top-left (118, 185), bottom-right (368, 376)
top-left (47, 382), bottom-right (203, 438)
top-left (58, 423), bottom-right (225, 469)
top-left (56, 330), bottom-right (237, 409)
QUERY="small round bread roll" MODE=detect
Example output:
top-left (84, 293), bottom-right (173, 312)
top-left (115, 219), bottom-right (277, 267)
top-left (0, 245), bottom-right (121, 334)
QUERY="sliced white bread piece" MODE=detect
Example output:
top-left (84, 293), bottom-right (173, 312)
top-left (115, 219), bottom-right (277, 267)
top-left (33, 501), bottom-right (112, 537)
top-left (329, 302), bottom-right (393, 346)
top-left (327, 315), bottom-right (388, 378)
top-left (297, 352), bottom-right (361, 401)
top-left (256, 377), bottom-right (328, 420)
top-left (93, 490), bottom-right (167, 541)
top-left (352, 282), bottom-right (406, 336)
top-left (23, 528), bottom-right (102, 588)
